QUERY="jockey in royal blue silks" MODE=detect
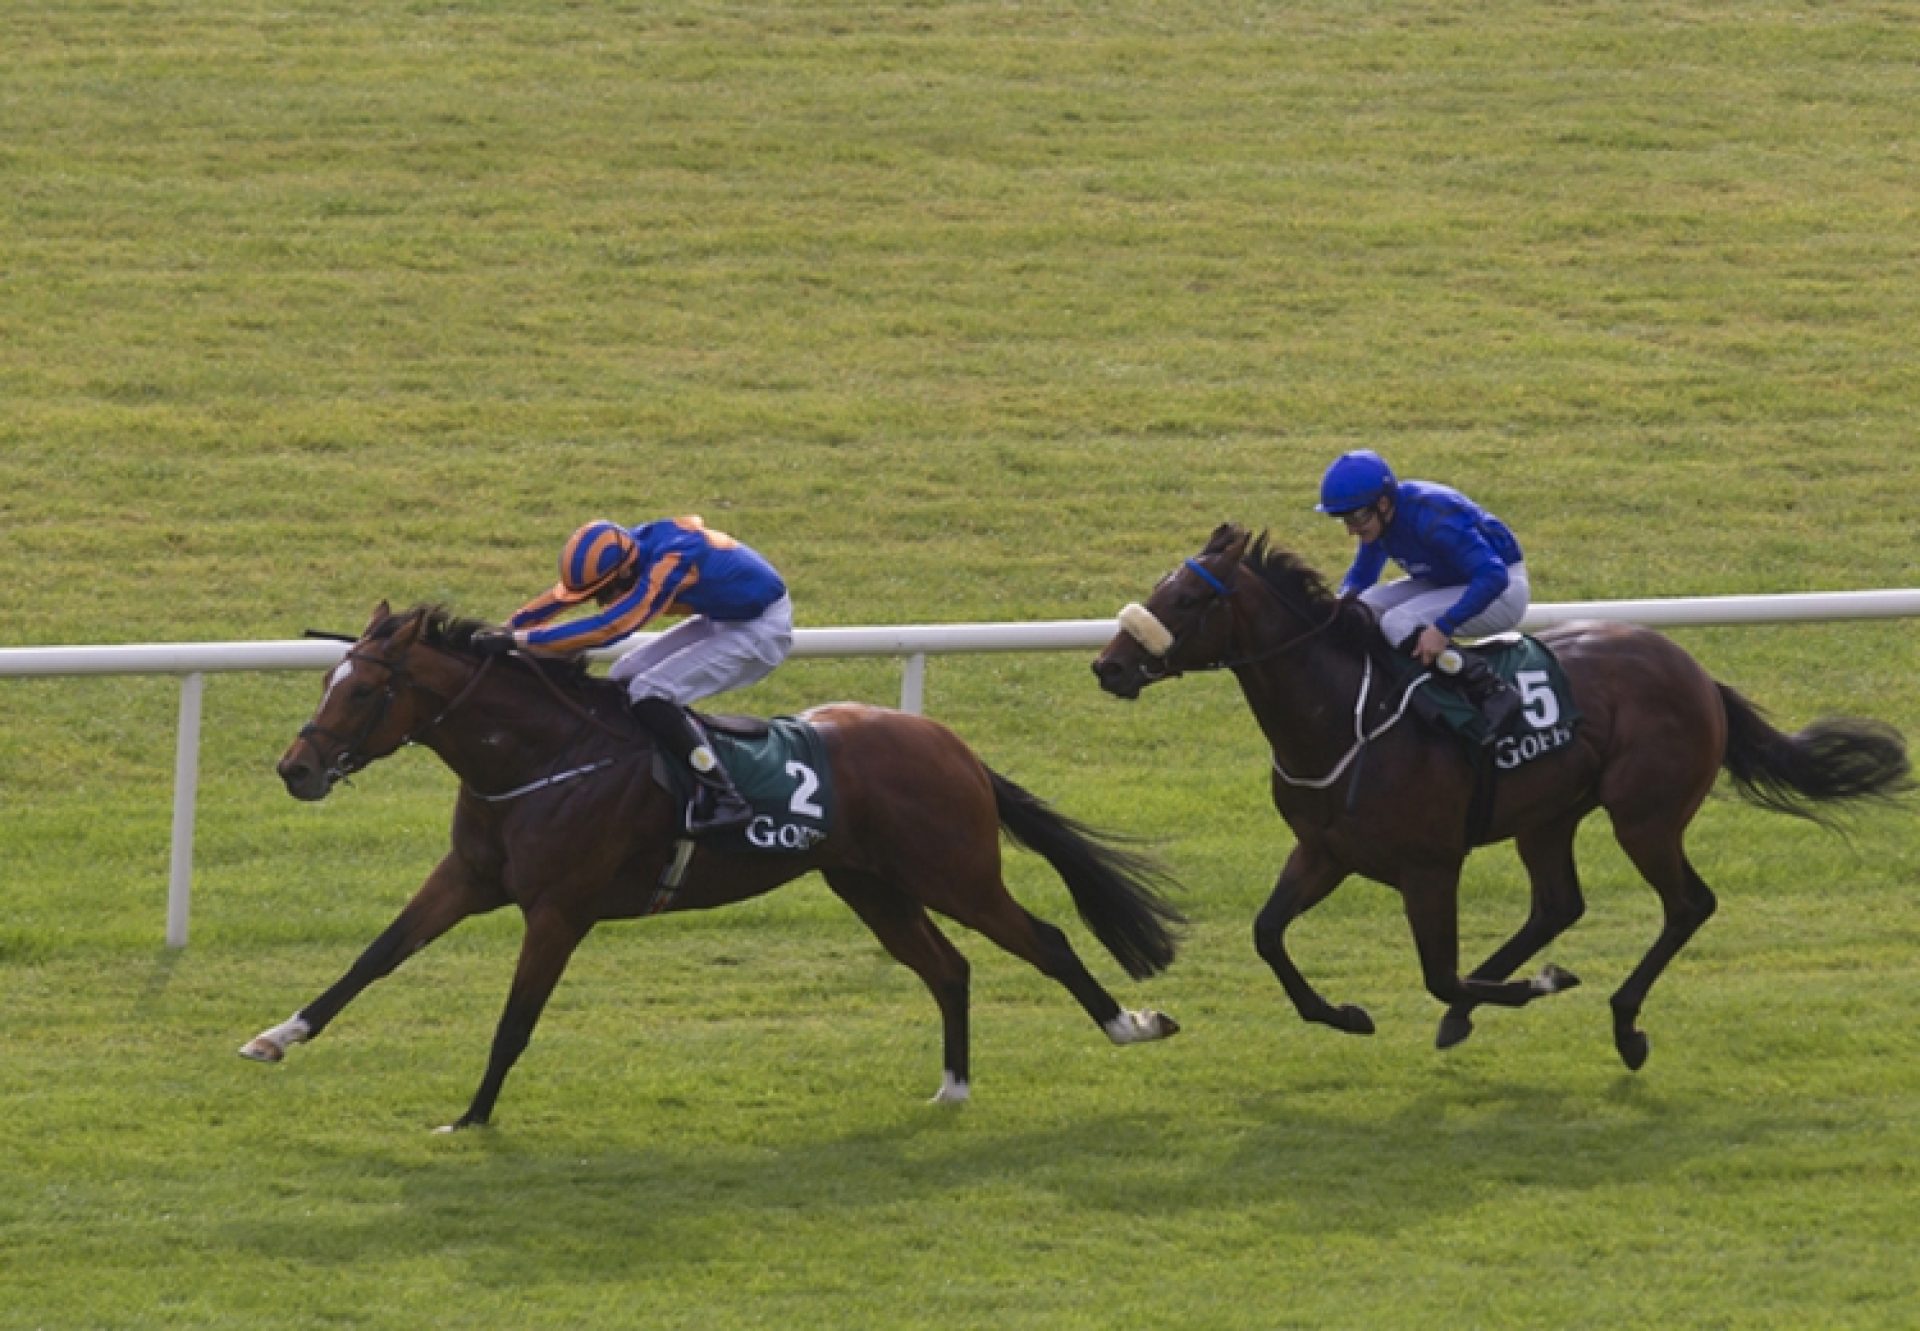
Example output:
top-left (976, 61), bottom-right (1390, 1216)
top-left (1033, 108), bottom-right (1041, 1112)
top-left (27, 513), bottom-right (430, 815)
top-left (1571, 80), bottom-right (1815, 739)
top-left (1316, 450), bottom-right (1528, 739)
top-left (472, 516), bottom-right (793, 836)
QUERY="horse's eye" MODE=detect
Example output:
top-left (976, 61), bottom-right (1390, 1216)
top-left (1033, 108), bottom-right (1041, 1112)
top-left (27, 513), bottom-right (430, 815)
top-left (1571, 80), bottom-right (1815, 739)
top-left (349, 684), bottom-right (377, 702)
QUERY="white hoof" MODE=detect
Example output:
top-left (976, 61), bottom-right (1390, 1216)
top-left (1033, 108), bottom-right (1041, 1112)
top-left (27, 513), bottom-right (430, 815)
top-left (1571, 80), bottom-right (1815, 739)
top-left (930, 1072), bottom-right (970, 1104)
top-left (238, 1015), bottom-right (310, 1063)
top-left (1103, 1008), bottom-right (1180, 1045)
top-left (1531, 962), bottom-right (1581, 996)
top-left (237, 1037), bottom-right (284, 1063)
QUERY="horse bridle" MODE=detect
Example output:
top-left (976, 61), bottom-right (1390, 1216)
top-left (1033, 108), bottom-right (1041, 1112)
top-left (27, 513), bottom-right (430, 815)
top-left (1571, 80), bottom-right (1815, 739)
top-left (1124, 554), bottom-right (1341, 681)
top-left (298, 645), bottom-right (495, 787)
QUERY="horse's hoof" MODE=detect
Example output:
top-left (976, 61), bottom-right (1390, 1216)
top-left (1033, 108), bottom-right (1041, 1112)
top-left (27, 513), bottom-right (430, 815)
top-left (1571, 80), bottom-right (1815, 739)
top-left (240, 1016), bottom-right (308, 1062)
top-left (1104, 1008), bottom-right (1178, 1045)
top-left (1536, 963), bottom-right (1581, 994)
top-left (1616, 1030), bottom-right (1650, 1071)
top-left (237, 1037), bottom-right (284, 1063)
top-left (1332, 1004), bottom-right (1375, 1036)
top-left (1435, 1012), bottom-right (1474, 1049)
top-left (930, 1073), bottom-right (971, 1105)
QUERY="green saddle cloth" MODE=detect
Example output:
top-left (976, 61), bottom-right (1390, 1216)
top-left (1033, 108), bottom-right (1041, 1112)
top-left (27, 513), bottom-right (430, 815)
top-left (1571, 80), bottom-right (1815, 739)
top-left (658, 716), bottom-right (836, 852)
top-left (1387, 634), bottom-right (1582, 765)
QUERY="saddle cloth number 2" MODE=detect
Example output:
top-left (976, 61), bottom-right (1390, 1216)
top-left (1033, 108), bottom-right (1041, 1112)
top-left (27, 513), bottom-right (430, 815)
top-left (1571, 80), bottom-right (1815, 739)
top-left (785, 761), bottom-right (825, 818)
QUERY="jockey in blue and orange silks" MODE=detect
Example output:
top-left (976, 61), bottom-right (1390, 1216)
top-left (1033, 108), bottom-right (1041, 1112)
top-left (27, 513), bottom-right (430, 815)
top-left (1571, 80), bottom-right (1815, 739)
top-left (1316, 450), bottom-right (1528, 739)
top-left (474, 516), bottom-right (793, 836)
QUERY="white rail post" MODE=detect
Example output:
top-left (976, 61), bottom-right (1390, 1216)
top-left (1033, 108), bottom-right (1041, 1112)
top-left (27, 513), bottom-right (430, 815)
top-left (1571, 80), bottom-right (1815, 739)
top-left (900, 652), bottom-right (926, 714)
top-left (166, 671), bottom-right (205, 949)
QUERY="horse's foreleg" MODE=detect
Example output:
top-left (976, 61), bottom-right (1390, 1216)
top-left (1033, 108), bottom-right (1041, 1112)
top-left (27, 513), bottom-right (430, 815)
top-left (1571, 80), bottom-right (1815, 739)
top-left (1438, 816), bottom-right (1588, 1050)
top-left (1253, 844), bottom-right (1371, 1033)
top-left (443, 904), bottom-right (592, 1131)
top-left (240, 852), bottom-right (503, 1062)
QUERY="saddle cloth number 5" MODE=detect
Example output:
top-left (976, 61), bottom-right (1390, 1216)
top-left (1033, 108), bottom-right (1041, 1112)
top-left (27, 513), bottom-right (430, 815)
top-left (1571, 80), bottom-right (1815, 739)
top-left (1516, 669), bottom-right (1560, 730)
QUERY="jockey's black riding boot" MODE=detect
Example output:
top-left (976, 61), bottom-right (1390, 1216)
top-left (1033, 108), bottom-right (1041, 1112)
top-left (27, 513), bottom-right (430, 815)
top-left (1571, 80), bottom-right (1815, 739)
top-left (628, 697), bottom-right (753, 836)
top-left (1444, 654), bottom-right (1524, 740)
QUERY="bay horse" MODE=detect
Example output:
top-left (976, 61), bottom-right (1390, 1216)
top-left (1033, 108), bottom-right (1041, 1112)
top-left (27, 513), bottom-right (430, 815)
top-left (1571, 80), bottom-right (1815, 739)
top-left (247, 602), bottom-right (1183, 1129)
top-left (1092, 524), bottom-right (1910, 1069)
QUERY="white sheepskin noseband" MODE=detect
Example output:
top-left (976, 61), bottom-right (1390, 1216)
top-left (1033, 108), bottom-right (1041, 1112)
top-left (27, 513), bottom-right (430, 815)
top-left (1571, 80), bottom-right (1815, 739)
top-left (1117, 603), bottom-right (1174, 658)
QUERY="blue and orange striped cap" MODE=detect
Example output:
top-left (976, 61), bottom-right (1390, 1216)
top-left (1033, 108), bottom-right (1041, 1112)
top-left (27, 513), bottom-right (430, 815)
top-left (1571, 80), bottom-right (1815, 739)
top-left (549, 520), bottom-right (639, 602)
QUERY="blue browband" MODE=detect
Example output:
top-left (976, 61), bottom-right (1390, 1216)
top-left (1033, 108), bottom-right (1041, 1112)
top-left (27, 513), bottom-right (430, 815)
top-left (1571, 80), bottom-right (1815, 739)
top-left (1183, 558), bottom-right (1232, 596)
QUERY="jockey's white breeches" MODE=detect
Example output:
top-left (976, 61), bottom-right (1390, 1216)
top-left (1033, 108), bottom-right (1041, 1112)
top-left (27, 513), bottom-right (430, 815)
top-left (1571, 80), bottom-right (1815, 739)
top-left (608, 594), bottom-right (794, 706)
top-left (1361, 563), bottom-right (1530, 648)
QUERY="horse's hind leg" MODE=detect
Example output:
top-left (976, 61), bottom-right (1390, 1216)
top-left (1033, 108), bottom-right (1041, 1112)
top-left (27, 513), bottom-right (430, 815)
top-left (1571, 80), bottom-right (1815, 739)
top-left (240, 851), bottom-right (505, 1062)
top-left (1437, 813), bottom-right (1588, 1050)
top-left (1402, 864), bottom-right (1576, 1015)
top-left (920, 868), bottom-right (1176, 1051)
top-left (824, 869), bottom-right (974, 1102)
top-left (1606, 813), bottom-right (1718, 1071)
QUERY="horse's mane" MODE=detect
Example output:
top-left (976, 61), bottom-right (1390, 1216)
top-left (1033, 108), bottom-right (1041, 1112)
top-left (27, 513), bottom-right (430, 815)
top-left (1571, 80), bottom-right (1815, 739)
top-left (1211, 524), bottom-right (1378, 651)
top-left (373, 604), bottom-right (627, 705)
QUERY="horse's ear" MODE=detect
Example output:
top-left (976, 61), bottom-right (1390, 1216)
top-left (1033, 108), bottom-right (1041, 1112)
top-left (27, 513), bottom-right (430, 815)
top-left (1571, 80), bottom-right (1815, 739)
top-left (364, 600), bottom-right (391, 634)
top-left (389, 607), bottom-right (428, 648)
top-left (1213, 523), bottom-right (1251, 563)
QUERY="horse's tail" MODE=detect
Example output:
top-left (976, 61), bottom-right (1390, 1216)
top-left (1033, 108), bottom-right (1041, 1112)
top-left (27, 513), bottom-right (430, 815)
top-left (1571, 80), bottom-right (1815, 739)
top-left (987, 769), bottom-right (1185, 980)
top-left (1718, 684), bottom-right (1912, 826)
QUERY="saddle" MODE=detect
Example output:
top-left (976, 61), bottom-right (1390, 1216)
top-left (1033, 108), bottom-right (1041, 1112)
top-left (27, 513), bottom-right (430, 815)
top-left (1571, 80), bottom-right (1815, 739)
top-left (691, 710), bottom-right (772, 740)
top-left (650, 715), bottom-right (835, 852)
top-left (643, 713), bottom-right (838, 913)
top-left (1368, 630), bottom-right (1581, 760)
top-left (1356, 630), bottom-right (1581, 847)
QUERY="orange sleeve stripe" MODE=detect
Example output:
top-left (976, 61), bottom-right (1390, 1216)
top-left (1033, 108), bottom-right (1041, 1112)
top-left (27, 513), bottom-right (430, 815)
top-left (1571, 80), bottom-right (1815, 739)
top-left (637, 553), bottom-right (689, 618)
top-left (510, 590), bottom-right (569, 629)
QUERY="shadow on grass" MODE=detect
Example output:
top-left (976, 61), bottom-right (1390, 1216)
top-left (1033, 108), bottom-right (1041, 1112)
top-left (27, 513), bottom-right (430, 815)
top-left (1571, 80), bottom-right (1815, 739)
top-left (215, 1062), bottom-right (1800, 1287)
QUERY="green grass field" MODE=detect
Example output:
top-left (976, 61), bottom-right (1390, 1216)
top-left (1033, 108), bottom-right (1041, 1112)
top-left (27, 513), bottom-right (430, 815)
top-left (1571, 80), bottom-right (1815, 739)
top-left (3, 3), bottom-right (1917, 1328)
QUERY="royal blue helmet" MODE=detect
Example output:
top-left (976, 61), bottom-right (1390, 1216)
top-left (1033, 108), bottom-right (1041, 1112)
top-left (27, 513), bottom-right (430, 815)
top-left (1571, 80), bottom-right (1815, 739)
top-left (549, 520), bottom-right (639, 603)
top-left (1316, 450), bottom-right (1397, 514)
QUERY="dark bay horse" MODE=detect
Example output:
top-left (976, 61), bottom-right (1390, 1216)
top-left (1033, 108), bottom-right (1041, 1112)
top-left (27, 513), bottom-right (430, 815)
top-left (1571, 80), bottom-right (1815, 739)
top-left (1092, 524), bottom-right (1910, 1069)
top-left (247, 602), bottom-right (1183, 1128)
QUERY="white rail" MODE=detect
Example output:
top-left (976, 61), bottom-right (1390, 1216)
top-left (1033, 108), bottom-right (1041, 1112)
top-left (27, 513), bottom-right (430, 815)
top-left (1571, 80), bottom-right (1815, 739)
top-left (2, 588), bottom-right (1916, 947)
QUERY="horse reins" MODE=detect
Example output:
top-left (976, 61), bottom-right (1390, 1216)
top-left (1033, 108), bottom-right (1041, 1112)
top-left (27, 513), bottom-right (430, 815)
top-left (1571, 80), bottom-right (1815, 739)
top-left (296, 649), bottom-right (411, 785)
top-left (451, 648), bottom-right (636, 803)
top-left (1126, 552), bottom-right (1424, 800)
top-left (1134, 555), bottom-right (1343, 680)
top-left (509, 649), bottom-right (633, 744)
top-left (300, 645), bottom-right (497, 787)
